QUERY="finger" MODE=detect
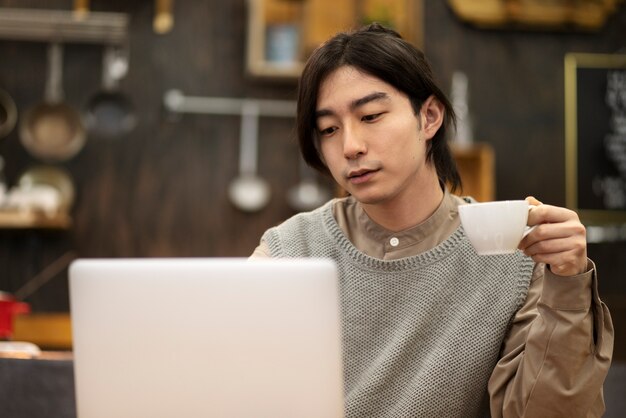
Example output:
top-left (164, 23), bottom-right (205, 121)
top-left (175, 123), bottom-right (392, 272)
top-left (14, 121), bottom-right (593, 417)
top-left (527, 249), bottom-right (578, 267)
top-left (523, 249), bottom-right (587, 276)
top-left (519, 221), bottom-right (586, 249)
top-left (527, 204), bottom-right (582, 226)
top-left (525, 196), bottom-right (543, 206)
top-left (519, 229), bottom-right (587, 276)
top-left (521, 235), bottom-right (586, 257)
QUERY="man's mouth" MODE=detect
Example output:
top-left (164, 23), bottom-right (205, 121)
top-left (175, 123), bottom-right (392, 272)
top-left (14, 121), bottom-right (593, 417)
top-left (347, 168), bottom-right (379, 184)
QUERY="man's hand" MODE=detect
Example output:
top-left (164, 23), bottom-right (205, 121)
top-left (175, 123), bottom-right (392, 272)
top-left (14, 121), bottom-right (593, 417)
top-left (518, 196), bottom-right (588, 276)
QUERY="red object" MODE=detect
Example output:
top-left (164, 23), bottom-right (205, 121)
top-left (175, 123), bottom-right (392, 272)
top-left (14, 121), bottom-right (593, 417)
top-left (0, 294), bottom-right (30, 339)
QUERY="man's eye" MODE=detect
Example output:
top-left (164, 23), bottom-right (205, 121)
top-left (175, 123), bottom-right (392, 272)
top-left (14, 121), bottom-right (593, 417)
top-left (319, 126), bottom-right (337, 136)
top-left (362, 113), bottom-right (383, 122)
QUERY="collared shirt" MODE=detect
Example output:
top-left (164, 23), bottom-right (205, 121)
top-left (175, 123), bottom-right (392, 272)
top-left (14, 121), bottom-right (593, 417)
top-left (251, 190), bottom-right (613, 417)
top-left (331, 189), bottom-right (462, 259)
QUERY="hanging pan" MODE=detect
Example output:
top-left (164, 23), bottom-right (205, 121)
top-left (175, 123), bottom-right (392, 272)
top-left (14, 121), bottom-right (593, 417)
top-left (19, 43), bottom-right (86, 162)
top-left (0, 88), bottom-right (17, 139)
top-left (84, 45), bottom-right (136, 138)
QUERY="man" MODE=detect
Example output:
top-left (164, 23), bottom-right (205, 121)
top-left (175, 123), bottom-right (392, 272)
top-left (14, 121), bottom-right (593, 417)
top-left (251, 24), bottom-right (613, 418)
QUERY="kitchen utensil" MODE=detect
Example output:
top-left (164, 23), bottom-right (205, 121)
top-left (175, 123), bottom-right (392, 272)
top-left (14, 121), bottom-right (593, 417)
top-left (14, 251), bottom-right (77, 302)
top-left (17, 165), bottom-right (76, 213)
top-left (0, 292), bottom-right (30, 339)
top-left (73, 0), bottom-right (90, 20)
top-left (84, 45), bottom-right (136, 138)
top-left (154, 0), bottom-right (174, 34)
top-left (0, 88), bottom-right (17, 139)
top-left (228, 102), bottom-right (271, 212)
top-left (287, 157), bottom-right (331, 211)
top-left (20, 43), bottom-right (86, 162)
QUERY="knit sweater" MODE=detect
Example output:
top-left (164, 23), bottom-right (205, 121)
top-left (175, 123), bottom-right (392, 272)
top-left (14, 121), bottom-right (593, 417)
top-left (262, 200), bottom-right (535, 418)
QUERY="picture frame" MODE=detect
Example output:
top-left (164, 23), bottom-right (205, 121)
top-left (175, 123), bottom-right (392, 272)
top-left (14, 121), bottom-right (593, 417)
top-left (564, 52), bottom-right (626, 225)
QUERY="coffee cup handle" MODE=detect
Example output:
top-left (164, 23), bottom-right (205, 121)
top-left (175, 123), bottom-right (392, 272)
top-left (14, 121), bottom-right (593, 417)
top-left (522, 225), bottom-right (536, 238)
top-left (523, 205), bottom-right (538, 238)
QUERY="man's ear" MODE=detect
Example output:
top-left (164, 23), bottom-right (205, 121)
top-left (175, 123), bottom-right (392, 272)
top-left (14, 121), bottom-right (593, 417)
top-left (420, 95), bottom-right (445, 141)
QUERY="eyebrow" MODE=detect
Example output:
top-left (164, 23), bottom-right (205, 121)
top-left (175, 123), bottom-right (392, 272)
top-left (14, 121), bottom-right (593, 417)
top-left (315, 92), bottom-right (390, 119)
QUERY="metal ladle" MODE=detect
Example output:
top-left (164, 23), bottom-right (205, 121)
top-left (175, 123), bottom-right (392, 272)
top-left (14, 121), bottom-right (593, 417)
top-left (84, 45), bottom-right (136, 138)
top-left (228, 102), bottom-right (270, 212)
top-left (287, 157), bottom-right (331, 211)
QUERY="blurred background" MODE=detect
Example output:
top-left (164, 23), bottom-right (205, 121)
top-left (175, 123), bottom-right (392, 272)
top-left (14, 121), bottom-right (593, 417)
top-left (0, 0), bottom-right (623, 396)
top-left (0, 0), bottom-right (626, 416)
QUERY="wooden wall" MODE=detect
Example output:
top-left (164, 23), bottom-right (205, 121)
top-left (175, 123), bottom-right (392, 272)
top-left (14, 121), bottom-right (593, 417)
top-left (0, 0), bottom-right (624, 358)
top-left (0, 0), bottom-right (305, 311)
top-left (425, 1), bottom-right (626, 358)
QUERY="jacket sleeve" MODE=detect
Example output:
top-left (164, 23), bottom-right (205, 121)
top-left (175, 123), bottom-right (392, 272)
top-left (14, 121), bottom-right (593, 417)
top-left (488, 260), bottom-right (614, 418)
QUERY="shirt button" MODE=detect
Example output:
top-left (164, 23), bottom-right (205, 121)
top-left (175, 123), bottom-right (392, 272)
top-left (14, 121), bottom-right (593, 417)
top-left (390, 237), bottom-right (400, 247)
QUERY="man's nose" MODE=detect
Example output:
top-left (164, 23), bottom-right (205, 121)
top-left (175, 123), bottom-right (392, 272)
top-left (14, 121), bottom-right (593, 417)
top-left (343, 127), bottom-right (367, 160)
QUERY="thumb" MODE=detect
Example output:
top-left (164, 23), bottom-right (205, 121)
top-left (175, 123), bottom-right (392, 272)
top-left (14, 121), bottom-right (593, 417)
top-left (525, 196), bottom-right (543, 207)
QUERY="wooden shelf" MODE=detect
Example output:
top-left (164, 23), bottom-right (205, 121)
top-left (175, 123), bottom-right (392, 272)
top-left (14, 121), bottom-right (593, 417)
top-left (451, 142), bottom-right (495, 202)
top-left (446, 0), bottom-right (622, 31)
top-left (246, 0), bottom-right (421, 79)
top-left (0, 210), bottom-right (71, 229)
top-left (12, 313), bottom-right (72, 350)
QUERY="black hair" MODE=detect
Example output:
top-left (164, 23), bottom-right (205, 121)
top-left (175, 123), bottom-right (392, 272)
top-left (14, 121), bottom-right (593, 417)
top-left (296, 23), bottom-right (461, 192)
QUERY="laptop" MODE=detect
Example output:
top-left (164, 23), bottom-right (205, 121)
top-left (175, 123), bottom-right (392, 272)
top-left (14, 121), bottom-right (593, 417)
top-left (69, 258), bottom-right (344, 418)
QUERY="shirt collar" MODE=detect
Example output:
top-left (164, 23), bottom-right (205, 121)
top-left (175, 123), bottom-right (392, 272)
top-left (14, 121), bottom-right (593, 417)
top-left (350, 189), bottom-right (459, 252)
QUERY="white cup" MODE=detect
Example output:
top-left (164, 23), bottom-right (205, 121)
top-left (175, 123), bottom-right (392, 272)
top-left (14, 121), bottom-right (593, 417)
top-left (458, 200), bottom-right (533, 256)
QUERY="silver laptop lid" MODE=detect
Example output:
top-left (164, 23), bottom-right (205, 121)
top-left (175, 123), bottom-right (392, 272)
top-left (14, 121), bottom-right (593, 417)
top-left (69, 258), bottom-right (344, 418)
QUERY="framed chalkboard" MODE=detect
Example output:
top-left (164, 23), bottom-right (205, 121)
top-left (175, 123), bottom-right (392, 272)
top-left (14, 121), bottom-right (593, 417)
top-left (565, 53), bottom-right (626, 225)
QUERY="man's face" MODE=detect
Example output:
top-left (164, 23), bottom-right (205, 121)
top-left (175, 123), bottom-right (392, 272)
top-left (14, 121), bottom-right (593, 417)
top-left (316, 65), bottom-right (432, 207)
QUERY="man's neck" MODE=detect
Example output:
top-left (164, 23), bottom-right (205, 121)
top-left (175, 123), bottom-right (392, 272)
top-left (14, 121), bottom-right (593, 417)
top-left (359, 175), bottom-right (445, 232)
